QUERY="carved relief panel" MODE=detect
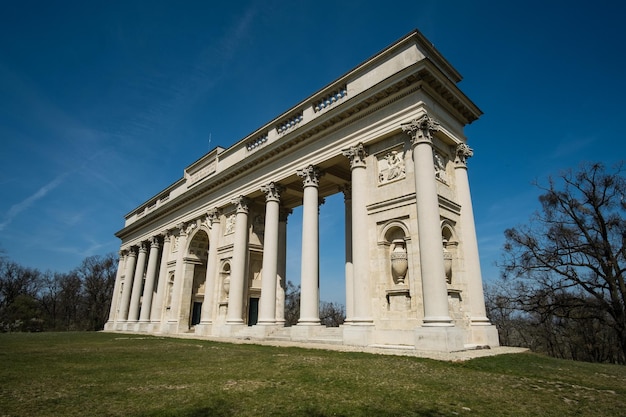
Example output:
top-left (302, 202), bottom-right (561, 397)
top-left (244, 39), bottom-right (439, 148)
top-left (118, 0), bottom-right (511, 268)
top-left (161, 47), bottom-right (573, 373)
top-left (377, 147), bottom-right (406, 185)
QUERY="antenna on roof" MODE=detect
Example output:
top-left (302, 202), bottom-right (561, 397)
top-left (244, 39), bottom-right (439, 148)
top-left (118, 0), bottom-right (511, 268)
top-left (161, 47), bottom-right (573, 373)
top-left (208, 133), bottom-right (212, 150)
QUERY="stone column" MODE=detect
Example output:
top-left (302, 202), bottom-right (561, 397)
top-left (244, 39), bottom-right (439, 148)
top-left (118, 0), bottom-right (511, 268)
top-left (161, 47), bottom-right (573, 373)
top-left (151, 232), bottom-right (171, 323)
top-left (341, 184), bottom-right (354, 324)
top-left (139, 237), bottom-right (161, 322)
top-left (128, 243), bottom-right (148, 322)
top-left (118, 247), bottom-right (137, 321)
top-left (297, 165), bottom-right (322, 325)
top-left (275, 208), bottom-right (291, 324)
top-left (200, 209), bottom-right (221, 324)
top-left (226, 196), bottom-right (250, 324)
top-left (258, 182), bottom-right (284, 325)
top-left (342, 144), bottom-right (373, 324)
top-left (106, 251), bottom-right (125, 325)
top-left (169, 223), bottom-right (193, 323)
top-left (402, 114), bottom-right (453, 326)
top-left (454, 144), bottom-right (491, 325)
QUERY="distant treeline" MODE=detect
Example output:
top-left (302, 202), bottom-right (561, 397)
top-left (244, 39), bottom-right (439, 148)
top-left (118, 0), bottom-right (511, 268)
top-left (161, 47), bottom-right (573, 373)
top-left (0, 253), bottom-right (116, 332)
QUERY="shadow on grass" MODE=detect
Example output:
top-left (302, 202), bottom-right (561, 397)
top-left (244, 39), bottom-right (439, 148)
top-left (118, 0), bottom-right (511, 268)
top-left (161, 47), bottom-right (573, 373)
top-left (157, 402), bottom-right (445, 417)
top-left (138, 398), bottom-right (235, 417)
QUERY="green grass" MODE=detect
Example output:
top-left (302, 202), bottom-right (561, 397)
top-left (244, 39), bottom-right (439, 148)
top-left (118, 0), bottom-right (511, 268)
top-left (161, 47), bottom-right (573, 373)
top-left (0, 332), bottom-right (624, 416)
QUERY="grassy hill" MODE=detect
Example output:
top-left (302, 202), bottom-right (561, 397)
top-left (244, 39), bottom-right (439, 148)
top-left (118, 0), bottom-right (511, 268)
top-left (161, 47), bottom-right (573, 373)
top-left (0, 332), bottom-right (624, 416)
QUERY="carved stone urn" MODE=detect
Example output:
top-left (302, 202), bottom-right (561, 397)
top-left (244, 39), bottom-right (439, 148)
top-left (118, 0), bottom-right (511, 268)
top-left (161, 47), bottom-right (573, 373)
top-left (390, 239), bottom-right (408, 284)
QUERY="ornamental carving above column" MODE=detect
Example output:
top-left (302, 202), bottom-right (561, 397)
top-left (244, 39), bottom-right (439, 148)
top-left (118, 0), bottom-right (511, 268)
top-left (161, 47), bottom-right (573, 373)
top-left (149, 236), bottom-right (161, 249)
top-left (342, 143), bottom-right (367, 169)
top-left (401, 114), bottom-right (441, 146)
top-left (261, 182), bottom-right (285, 202)
top-left (138, 241), bottom-right (148, 254)
top-left (232, 196), bottom-right (251, 213)
top-left (204, 208), bottom-right (221, 228)
top-left (297, 165), bottom-right (323, 187)
top-left (455, 143), bottom-right (474, 166)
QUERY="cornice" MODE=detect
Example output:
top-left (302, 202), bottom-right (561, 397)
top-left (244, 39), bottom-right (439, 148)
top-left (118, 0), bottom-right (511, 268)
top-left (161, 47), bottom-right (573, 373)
top-left (116, 37), bottom-right (481, 241)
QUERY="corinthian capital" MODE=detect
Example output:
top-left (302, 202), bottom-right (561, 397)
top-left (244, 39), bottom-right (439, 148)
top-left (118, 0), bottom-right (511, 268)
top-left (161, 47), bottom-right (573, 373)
top-left (149, 236), bottom-right (161, 249)
top-left (207, 208), bottom-right (221, 225)
top-left (401, 114), bottom-right (440, 146)
top-left (261, 182), bottom-right (285, 202)
top-left (342, 142), bottom-right (367, 169)
top-left (297, 165), bottom-right (323, 187)
top-left (455, 143), bottom-right (474, 166)
top-left (232, 196), bottom-right (251, 213)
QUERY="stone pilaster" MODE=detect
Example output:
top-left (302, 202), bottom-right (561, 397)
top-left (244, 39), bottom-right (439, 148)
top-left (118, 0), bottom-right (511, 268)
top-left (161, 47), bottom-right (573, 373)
top-left (297, 165), bottom-right (322, 325)
top-left (139, 236), bottom-right (161, 323)
top-left (342, 144), bottom-right (373, 325)
top-left (402, 114), bottom-right (453, 326)
top-left (258, 182), bottom-right (284, 325)
top-left (226, 196), bottom-right (250, 324)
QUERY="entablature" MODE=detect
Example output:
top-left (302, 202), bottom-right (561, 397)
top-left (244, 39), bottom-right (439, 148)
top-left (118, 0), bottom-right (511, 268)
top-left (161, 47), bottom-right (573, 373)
top-left (118, 30), bottom-right (481, 239)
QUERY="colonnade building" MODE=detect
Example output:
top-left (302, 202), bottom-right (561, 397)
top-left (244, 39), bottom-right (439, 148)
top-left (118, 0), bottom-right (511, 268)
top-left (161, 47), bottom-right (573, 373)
top-left (104, 30), bottom-right (500, 352)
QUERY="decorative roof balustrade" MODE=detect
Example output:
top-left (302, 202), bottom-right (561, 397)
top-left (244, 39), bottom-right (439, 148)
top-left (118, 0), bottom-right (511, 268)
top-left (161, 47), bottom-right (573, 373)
top-left (313, 86), bottom-right (347, 112)
top-left (246, 133), bottom-right (269, 151)
top-left (276, 112), bottom-right (304, 134)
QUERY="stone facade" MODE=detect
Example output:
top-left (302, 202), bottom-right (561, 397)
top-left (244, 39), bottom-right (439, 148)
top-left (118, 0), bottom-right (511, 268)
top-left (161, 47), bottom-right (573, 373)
top-left (105, 29), bottom-right (499, 352)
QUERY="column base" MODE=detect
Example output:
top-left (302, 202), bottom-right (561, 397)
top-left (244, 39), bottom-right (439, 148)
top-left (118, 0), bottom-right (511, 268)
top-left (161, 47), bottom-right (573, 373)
top-left (213, 323), bottom-right (246, 338)
top-left (194, 322), bottom-right (213, 336)
top-left (123, 322), bottom-right (140, 332)
top-left (343, 325), bottom-right (373, 346)
top-left (350, 317), bottom-right (374, 326)
top-left (468, 324), bottom-right (500, 348)
top-left (297, 318), bottom-right (321, 326)
top-left (414, 326), bottom-right (465, 352)
top-left (256, 319), bottom-right (278, 326)
top-left (470, 316), bottom-right (492, 326)
top-left (137, 321), bottom-right (151, 332)
top-left (422, 315), bottom-right (454, 327)
top-left (148, 321), bottom-right (163, 333)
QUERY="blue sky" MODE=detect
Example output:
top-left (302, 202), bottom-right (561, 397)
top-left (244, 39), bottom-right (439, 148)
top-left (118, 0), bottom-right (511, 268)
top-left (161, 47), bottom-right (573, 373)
top-left (1, 1), bottom-right (624, 304)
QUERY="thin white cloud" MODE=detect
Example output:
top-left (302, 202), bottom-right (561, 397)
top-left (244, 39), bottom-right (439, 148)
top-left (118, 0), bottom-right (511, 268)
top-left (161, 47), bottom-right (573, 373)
top-left (0, 173), bottom-right (68, 232)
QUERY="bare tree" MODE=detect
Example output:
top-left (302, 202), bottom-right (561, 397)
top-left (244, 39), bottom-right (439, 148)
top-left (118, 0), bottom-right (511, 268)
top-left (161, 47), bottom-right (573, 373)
top-left (283, 281), bottom-right (346, 327)
top-left (284, 281), bottom-right (300, 326)
top-left (320, 301), bottom-right (345, 327)
top-left (0, 258), bottom-right (42, 331)
top-left (75, 253), bottom-right (117, 330)
top-left (501, 161), bottom-right (626, 363)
